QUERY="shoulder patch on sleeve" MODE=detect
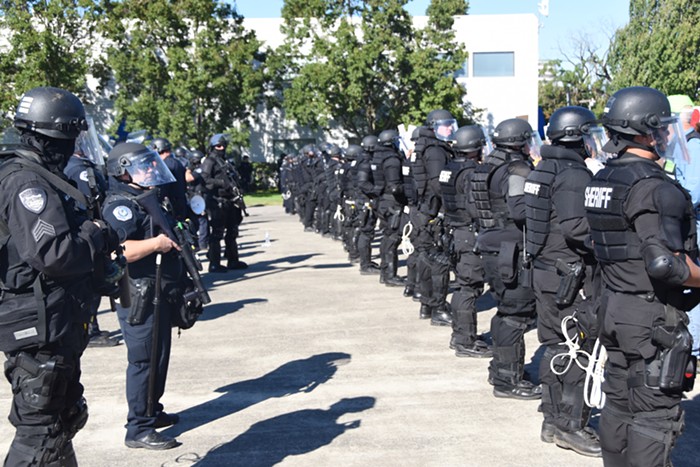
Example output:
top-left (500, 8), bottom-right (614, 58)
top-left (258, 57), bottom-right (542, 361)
top-left (79, 170), bottom-right (89, 182)
top-left (112, 205), bottom-right (133, 222)
top-left (19, 188), bottom-right (47, 214)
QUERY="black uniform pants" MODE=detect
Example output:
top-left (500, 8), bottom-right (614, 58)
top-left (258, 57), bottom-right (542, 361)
top-left (377, 198), bottom-right (405, 278)
top-left (481, 252), bottom-right (536, 388)
top-left (357, 204), bottom-right (377, 268)
top-left (450, 226), bottom-right (484, 345)
top-left (116, 291), bottom-right (173, 441)
top-left (597, 290), bottom-right (684, 467)
top-left (4, 322), bottom-right (88, 467)
top-left (534, 268), bottom-right (594, 431)
top-left (208, 200), bottom-right (243, 266)
top-left (413, 212), bottom-right (449, 308)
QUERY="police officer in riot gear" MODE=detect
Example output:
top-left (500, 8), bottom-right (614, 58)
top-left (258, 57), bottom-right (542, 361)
top-left (0, 87), bottom-right (121, 466)
top-left (402, 127), bottom-right (420, 298)
top-left (338, 145), bottom-right (361, 261)
top-left (585, 87), bottom-right (700, 466)
top-left (472, 117), bottom-right (541, 400)
top-left (64, 134), bottom-right (120, 348)
top-left (149, 137), bottom-right (188, 221)
top-left (200, 134), bottom-right (247, 272)
top-left (440, 125), bottom-right (492, 358)
top-left (372, 129), bottom-right (408, 286)
top-left (356, 135), bottom-right (380, 274)
top-left (103, 142), bottom-right (184, 450)
top-left (413, 110), bottom-right (456, 326)
top-left (525, 106), bottom-right (604, 456)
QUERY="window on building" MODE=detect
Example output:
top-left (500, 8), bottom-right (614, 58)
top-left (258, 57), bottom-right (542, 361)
top-left (473, 52), bottom-right (514, 77)
top-left (454, 58), bottom-right (469, 78)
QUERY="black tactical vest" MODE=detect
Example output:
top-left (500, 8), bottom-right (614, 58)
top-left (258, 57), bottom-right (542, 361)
top-left (402, 156), bottom-right (417, 206)
top-left (471, 149), bottom-right (510, 230)
top-left (585, 158), bottom-right (668, 262)
top-left (411, 138), bottom-right (432, 198)
top-left (524, 159), bottom-right (558, 258)
top-left (370, 150), bottom-right (387, 194)
top-left (440, 158), bottom-right (476, 225)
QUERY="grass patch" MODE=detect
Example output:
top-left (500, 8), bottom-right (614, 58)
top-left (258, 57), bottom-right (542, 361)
top-left (245, 191), bottom-right (283, 207)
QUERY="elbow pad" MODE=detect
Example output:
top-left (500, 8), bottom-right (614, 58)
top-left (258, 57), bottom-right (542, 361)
top-left (642, 241), bottom-right (690, 286)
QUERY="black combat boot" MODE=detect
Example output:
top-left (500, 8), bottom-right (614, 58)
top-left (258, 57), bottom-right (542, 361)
top-left (403, 285), bottom-right (415, 297)
top-left (553, 427), bottom-right (602, 458)
top-left (430, 305), bottom-right (452, 326)
top-left (454, 340), bottom-right (492, 358)
top-left (419, 304), bottom-right (432, 319)
top-left (493, 380), bottom-right (542, 400)
top-left (360, 262), bottom-right (381, 275)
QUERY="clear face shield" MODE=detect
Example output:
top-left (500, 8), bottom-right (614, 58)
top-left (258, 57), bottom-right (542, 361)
top-left (583, 126), bottom-right (615, 165)
top-left (655, 116), bottom-right (690, 163)
top-left (75, 116), bottom-right (112, 167)
top-left (433, 119), bottom-right (458, 142)
top-left (481, 126), bottom-right (494, 157)
top-left (125, 149), bottom-right (176, 187)
top-left (526, 131), bottom-right (543, 162)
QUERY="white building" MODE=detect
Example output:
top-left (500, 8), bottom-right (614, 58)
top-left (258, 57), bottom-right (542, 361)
top-left (243, 13), bottom-right (539, 162)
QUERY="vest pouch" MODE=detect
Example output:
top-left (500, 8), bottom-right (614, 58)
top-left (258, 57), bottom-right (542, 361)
top-left (0, 292), bottom-right (46, 352)
top-left (498, 242), bottom-right (519, 285)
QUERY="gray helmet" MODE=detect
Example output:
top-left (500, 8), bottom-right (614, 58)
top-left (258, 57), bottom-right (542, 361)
top-left (107, 142), bottom-right (176, 187)
top-left (547, 106), bottom-right (597, 143)
top-left (14, 86), bottom-right (88, 140)
top-left (361, 135), bottom-right (378, 152)
top-left (174, 146), bottom-right (189, 159)
top-left (378, 129), bottom-right (399, 146)
top-left (492, 118), bottom-right (533, 148)
top-left (149, 137), bottom-right (172, 154)
top-left (601, 86), bottom-right (672, 136)
top-left (345, 144), bottom-right (363, 160)
top-left (454, 125), bottom-right (486, 152)
top-left (208, 133), bottom-right (228, 150)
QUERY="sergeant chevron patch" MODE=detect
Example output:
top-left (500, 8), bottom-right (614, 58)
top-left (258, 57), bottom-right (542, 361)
top-left (32, 218), bottom-right (56, 242)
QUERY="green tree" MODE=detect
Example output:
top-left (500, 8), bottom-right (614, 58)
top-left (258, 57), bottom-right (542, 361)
top-left (0, 0), bottom-right (103, 121)
top-left (608, 0), bottom-right (700, 100)
top-left (275, 0), bottom-right (470, 137)
top-left (101, 0), bottom-right (266, 150)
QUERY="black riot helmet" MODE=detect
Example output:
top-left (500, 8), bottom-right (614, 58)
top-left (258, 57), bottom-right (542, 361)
top-left (107, 142), bottom-right (176, 187)
top-left (149, 137), bottom-right (172, 154)
top-left (601, 86), bottom-right (672, 137)
top-left (208, 133), bottom-right (228, 150)
top-left (361, 135), bottom-right (378, 152)
top-left (14, 86), bottom-right (88, 140)
top-left (411, 126), bottom-right (424, 141)
top-left (547, 106), bottom-right (596, 143)
top-left (426, 109), bottom-right (458, 142)
top-left (345, 144), bottom-right (363, 160)
top-left (189, 149), bottom-right (205, 167)
top-left (600, 86), bottom-right (683, 159)
top-left (378, 129), bottom-right (399, 147)
top-left (492, 118), bottom-right (534, 148)
top-left (454, 125), bottom-right (487, 152)
top-left (328, 144), bottom-right (342, 158)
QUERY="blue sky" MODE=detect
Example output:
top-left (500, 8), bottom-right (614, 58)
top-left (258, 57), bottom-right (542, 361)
top-left (232, 0), bottom-right (630, 62)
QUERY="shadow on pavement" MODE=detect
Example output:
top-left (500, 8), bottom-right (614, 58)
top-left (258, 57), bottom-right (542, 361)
top-left (163, 352), bottom-right (352, 439)
top-left (199, 298), bottom-right (268, 321)
top-left (192, 396), bottom-right (376, 467)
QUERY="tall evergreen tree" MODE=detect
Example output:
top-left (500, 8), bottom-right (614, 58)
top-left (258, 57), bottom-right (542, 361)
top-left (608, 0), bottom-right (700, 100)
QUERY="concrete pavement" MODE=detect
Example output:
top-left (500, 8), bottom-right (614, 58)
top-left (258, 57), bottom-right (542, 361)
top-left (1, 204), bottom-right (699, 466)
